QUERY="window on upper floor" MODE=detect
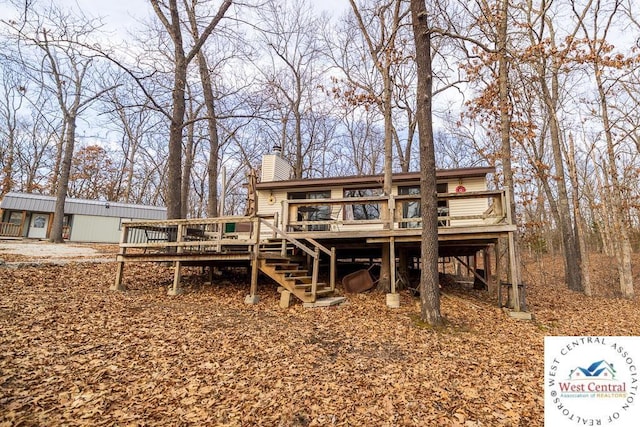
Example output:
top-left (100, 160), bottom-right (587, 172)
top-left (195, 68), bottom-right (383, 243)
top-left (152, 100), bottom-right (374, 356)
top-left (344, 188), bottom-right (382, 220)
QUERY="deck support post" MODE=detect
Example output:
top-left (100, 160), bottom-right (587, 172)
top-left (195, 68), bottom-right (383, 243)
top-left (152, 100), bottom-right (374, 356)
top-left (111, 261), bottom-right (126, 291)
top-left (330, 247), bottom-right (336, 291)
top-left (168, 261), bottom-right (184, 295)
top-left (398, 248), bottom-right (408, 288)
top-left (168, 224), bottom-right (185, 296)
top-left (508, 231), bottom-right (521, 311)
top-left (495, 241), bottom-right (503, 306)
top-left (311, 247), bottom-right (320, 301)
top-left (110, 224), bottom-right (129, 291)
top-left (246, 250), bottom-right (260, 304)
top-left (485, 247), bottom-right (495, 295)
top-left (246, 218), bottom-right (260, 304)
top-left (386, 237), bottom-right (400, 308)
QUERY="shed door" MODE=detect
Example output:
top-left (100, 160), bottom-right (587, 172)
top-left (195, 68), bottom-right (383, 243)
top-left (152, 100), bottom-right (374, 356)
top-left (28, 213), bottom-right (49, 239)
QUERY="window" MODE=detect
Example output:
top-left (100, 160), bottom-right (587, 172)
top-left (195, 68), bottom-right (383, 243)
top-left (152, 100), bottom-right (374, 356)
top-left (62, 215), bottom-right (72, 239)
top-left (8, 211), bottom-right (23, 226)
top-left (399, 186), bottom-right (420, 228)
top-left (33, 215), bottom-right (46, 228)
top-left (288, 191), bottom-right (331, 231)
top-left (437, 183), bottom-right (449, 226)
top-left (398, 183), bottom-right (449, 227)
top-left (344, 188), bottom-right (382, 220)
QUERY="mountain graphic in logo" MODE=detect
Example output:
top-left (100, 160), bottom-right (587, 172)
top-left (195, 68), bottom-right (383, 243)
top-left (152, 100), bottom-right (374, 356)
top-left (568, 360), bottom-right (617, 380)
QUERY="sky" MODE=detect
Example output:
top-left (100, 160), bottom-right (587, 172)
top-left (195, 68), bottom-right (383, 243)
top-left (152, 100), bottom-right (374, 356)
top-left (59, 0), bottom-right (351, 37)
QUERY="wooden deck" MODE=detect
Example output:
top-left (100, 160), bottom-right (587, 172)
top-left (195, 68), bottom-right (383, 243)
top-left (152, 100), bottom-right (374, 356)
top-left (111, 190), bottom-right (522, 309)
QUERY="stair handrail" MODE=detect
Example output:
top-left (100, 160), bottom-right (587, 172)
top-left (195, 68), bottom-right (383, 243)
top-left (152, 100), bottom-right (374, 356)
top-left (258, 218), bottom-right (316, 258)
top-left (259, 217), bottom-right (337, 295)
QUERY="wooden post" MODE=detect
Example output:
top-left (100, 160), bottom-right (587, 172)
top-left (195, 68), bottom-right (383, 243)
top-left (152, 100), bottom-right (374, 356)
top-left (168, 224), bottom-right (184, 296)
top-left (311, 247), bottom-right (320, 301)
top-left (485, 247), bottom-right (495, 295)
top-left (495, 242), bottom-right (502, 306)
top-left (390, 237), bottom-right (397, 294)
top-left (273, 212), bottom-right (279, 239)
top-left (112, 262), bottom-right (125, 291)
top-left (398, 248), bottom-right (408, 289)
top-left (110, 224), bottom-right (129, 291)
top-left (330, 247), bottom-right (336, 291)
top-left (245, 218), bottom-right (260, 304)
top-left (386, 237), bottom-right (400, 308)
top-left (508, 231), bottom-right (521, 311)
top-left (282, 200), bottom-right (288, 228)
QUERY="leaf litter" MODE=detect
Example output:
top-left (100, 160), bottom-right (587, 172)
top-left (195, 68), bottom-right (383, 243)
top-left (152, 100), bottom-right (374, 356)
top-left (1, 251), bottom-right (639, 426)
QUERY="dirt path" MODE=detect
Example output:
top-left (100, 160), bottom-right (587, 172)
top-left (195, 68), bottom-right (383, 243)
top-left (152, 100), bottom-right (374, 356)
top-left (0, 240), bottom-right (118, 264)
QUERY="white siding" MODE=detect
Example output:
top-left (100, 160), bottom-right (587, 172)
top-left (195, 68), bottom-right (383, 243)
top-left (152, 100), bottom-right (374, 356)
top-left (69, 215), bottom-right (122, 243)
top-left (261, 155), bottom-right (292, 182)
top-left (255, 175), bottom-right (492, 232)
top-left (256, 189), bottom-right (289, 239)
top-left (445, 178), bottom-right (488, 226)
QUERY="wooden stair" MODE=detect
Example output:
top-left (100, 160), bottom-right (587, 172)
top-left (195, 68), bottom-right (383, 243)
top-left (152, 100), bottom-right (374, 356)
top-left (257, 248), bottom-right (333, 304)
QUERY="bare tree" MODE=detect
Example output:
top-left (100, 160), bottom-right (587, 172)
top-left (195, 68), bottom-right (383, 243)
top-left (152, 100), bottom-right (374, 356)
top-left (0, 63), bottom-right (26, 197)
top-left (149, 0), bottom-right (232, 219)
top-left (411, 0), bottom-right (443, 326)
top-left (3, 4), bottom-right (116, 242)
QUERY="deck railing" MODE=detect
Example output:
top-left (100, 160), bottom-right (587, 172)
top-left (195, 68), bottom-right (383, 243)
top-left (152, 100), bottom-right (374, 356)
top-left (280, 190), bottom-right (509, 232)
top-left (118, 216), bottom-right (261, 254)
top-left (115, 215), bottom-right (336, 300)
top-left (0, 222), bottom-right (22, 237)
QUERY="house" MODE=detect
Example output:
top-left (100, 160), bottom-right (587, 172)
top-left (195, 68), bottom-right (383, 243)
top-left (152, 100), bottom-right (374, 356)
top-left (0, 192), bottom-right (166, 243)
top-left (111, 149), bottom-right (521, 310)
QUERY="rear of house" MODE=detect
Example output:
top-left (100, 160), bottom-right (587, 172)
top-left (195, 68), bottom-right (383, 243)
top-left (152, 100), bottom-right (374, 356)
top-left (256, 150), bottom-right (503, 234)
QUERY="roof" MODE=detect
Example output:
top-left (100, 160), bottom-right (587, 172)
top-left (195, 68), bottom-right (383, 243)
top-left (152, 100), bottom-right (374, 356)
top-left (255, 166), bottom-right (495, 190)
top-left (0, 192), bottom-right (167, 220)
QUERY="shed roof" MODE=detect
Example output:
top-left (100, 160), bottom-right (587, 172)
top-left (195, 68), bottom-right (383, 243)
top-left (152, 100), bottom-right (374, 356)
top-left (0, 192), bottom-right (166, 220)
top-left (255, 166), bottom-right (495, 190)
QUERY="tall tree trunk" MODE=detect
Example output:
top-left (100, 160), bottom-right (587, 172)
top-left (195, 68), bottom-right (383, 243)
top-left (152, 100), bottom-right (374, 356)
top-left (50, 121), bottom-right (66, 194)
top-left (50, 115), bottom-right (76, 243)
top-left (377, 57), bottom-right (394, 293)
top-left (594, 65), bottom-right (634, 298)
top-left (194, 50), bottom-right (221, 218)
top-left (538, 76), bottom-right (582, 292)
top-left (497, 0), bottom-right (522, 289)
top-left (167, 50), bottom-right (187, 219)
top-left (567, 133), bottom-right (591, 295)
top-left (181, 117), bottom-right (195, 218)
top-left (411, 0), bottom-right (443, 326)
top-left (1, 132), bottom-right (14, 197)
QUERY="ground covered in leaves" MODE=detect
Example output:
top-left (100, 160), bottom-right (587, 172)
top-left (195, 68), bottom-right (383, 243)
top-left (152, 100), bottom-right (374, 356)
top-left (2, 247), bottom-right (640, 426)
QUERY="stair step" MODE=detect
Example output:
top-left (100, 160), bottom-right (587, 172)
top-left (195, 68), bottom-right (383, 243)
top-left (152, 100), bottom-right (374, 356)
top-left (308, 289), bottom-right (334, 296)
top-left (295, 282), bottom-right (329, 290)
top-left (284, 270), bottom-right (309, 276)
top-left (258, 254), bottom-right (289, 260)
top-left (295, 286), bottom-right (333, 295)
top-left (285, 275), bottom-right (312, 282)
top-left (268, 262), bottom-right (299, 269)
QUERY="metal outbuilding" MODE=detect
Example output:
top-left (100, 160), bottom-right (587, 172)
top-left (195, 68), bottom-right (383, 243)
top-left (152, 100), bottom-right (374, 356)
top-left (0, 192), bottom-right (166, 243)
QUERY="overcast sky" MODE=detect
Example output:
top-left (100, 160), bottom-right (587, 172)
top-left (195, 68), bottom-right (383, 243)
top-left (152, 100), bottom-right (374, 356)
top-left (59, 0), bottom-right (350, 36)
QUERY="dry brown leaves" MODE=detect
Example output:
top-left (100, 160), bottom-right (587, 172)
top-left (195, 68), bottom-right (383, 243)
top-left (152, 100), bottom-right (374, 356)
top-left (1, 252), bottom-right (640, 426)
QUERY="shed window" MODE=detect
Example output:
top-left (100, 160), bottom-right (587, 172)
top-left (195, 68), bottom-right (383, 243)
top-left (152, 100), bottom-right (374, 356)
top-left (8, 211), bottom-right (23, 225)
